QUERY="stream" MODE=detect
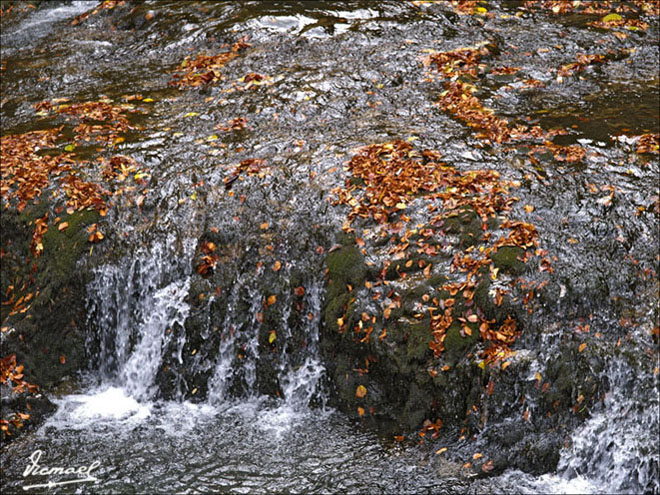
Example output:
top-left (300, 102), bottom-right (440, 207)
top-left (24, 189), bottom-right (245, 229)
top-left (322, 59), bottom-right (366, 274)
top-left (1, 1), bottom-right (658, 493)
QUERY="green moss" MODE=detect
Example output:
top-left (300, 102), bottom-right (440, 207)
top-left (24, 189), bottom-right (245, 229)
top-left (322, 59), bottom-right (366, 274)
top-left (39, 208), bottom-right (99, 287)
top-left (491, 246), bottom-right (526, 274)
top-left (405, 321), bottom-right (433, 362)
top-left (443, 322), bottom-right (479, 364)
top-left (442, 207), bottom-right (483, 247)
top-left (327, 245), bottom-right (367, 286)
top-left (324, 293), bottom-right (350, 333)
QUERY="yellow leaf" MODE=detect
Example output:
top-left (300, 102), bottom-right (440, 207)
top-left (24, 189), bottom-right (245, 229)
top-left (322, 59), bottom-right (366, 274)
top-left (269, 331), bottom-right (276, 343)
top-left (337, 317), bottom-right (344, 327)
top-left (355, 385), bottom-right (367, 398)
top-left (602, 13), bottom-right (622, 22)
top-left (436, 447), bottom-right (448, 455)
top-left (578, 342), bottom-right (587, 353)
top-left (357, 406), bottom-right (365, 417)
top-left (143, 98), bottom-right (155, 102)
top-left (267, 295), bottom-right (277, 306)
top-left (184, 112), bottom-right (199, 117)
top-left (396, 202), bottom-right (407, 210)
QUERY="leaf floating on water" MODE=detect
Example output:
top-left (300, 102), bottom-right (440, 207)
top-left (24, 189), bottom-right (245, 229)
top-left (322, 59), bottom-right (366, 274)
top-left (602, 13), bottom-right (623, 22)
top-left (355, 385), bottom-right (367, 398)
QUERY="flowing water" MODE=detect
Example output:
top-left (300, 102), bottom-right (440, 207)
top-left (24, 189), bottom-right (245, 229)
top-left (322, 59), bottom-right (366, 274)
top-left (1, 1), bottom-right (658, 493)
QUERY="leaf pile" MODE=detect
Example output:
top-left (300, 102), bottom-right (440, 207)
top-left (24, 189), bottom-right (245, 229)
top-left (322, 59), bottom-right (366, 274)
top-left (169, 41), bottom-right (250, 89)
top-left (334, 141), bottom-right (547, 361)
top-left (426, 44), bottom-right (588, 163)
top-left (522, 0), bottom-right (658, 18)
top-left (36, 99), bottom-right (137, 145)
top-left (0, 354), bottom-right (37, 436)
top-left (636, 133), bottom-right (660, 155)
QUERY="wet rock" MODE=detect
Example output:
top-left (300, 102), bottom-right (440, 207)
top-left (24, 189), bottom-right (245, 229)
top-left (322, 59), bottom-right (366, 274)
top-left (1, 201), bottom-right (98, 390)
top-left (0, 383), bottom-right (56, 442)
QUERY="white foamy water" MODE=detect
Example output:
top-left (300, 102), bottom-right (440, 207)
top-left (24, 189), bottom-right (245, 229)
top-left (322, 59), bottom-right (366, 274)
top-left (45, 387), bottom-right (152, 430)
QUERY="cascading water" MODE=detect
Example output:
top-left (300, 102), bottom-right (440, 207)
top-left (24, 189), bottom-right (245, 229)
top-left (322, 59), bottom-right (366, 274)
top-left (556, 359), bottom-right (659, 493)
top-left (1, 1), bottom-right (658, 493)
top-left (85, 235), bottom-right (195, 401)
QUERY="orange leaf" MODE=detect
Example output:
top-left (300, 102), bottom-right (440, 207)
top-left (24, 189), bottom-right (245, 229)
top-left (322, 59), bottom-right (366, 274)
top-left (58, 222), bottom-right (69, 232)
top-left (355, 385), bottom-right (367, 398)
top-left (294, 286), bottom-right (305, 297)
top-left (578, 342), bottom-right (587, 353)
top-left (272, 261), bottom-right (282, 272)
top-left (357, 407), bottom-right (365, 417)
top-left (267, 295), bottom-right (277, 306)
top-left (260, 222), bottom-right (269, 230)
top-left (59, 355), bottom-right (66, 364)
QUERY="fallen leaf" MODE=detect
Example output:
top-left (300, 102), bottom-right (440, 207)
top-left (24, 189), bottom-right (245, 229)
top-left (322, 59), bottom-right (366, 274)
top-left (272, 261), bottom-right (282, 272)
top-left (267, 295), bottom-right (277, 306)
top-left (578, 342), bottom-right (587, 353)
top-left (58, 222), bottom-right (69, 232)
top-left (355, 385), bottom-right (367, 398)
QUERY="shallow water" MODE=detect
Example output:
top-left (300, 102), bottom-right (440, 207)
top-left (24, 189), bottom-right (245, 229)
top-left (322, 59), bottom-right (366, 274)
top-left (1, 1), bottom-right (658, 493)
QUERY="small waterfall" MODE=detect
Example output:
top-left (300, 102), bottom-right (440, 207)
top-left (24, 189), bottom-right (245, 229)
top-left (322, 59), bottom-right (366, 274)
top-left (86, 235), bottom-right (194, 400)
top-left (86, 231), bottom-right (325, 412)
top-left (277, 283), bottom-right (325, 410)
top-left (206, 273), bottom-right (326, 410)
top-left (556, 359), bottom-right (659, 494)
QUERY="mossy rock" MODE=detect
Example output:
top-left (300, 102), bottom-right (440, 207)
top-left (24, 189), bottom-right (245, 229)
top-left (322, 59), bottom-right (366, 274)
top-left (443, 322), bottom-right (479, 365)
top-left (491, 246), bottom-right (526, 275)
top-left (442, 207), bottom-right (483, 248)
top-left (327, 245), bottom-right (367, 287)
top-left (1, 205), bottom-right (98, 390)
top-left (405, 321), bottom-right (433, 362)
